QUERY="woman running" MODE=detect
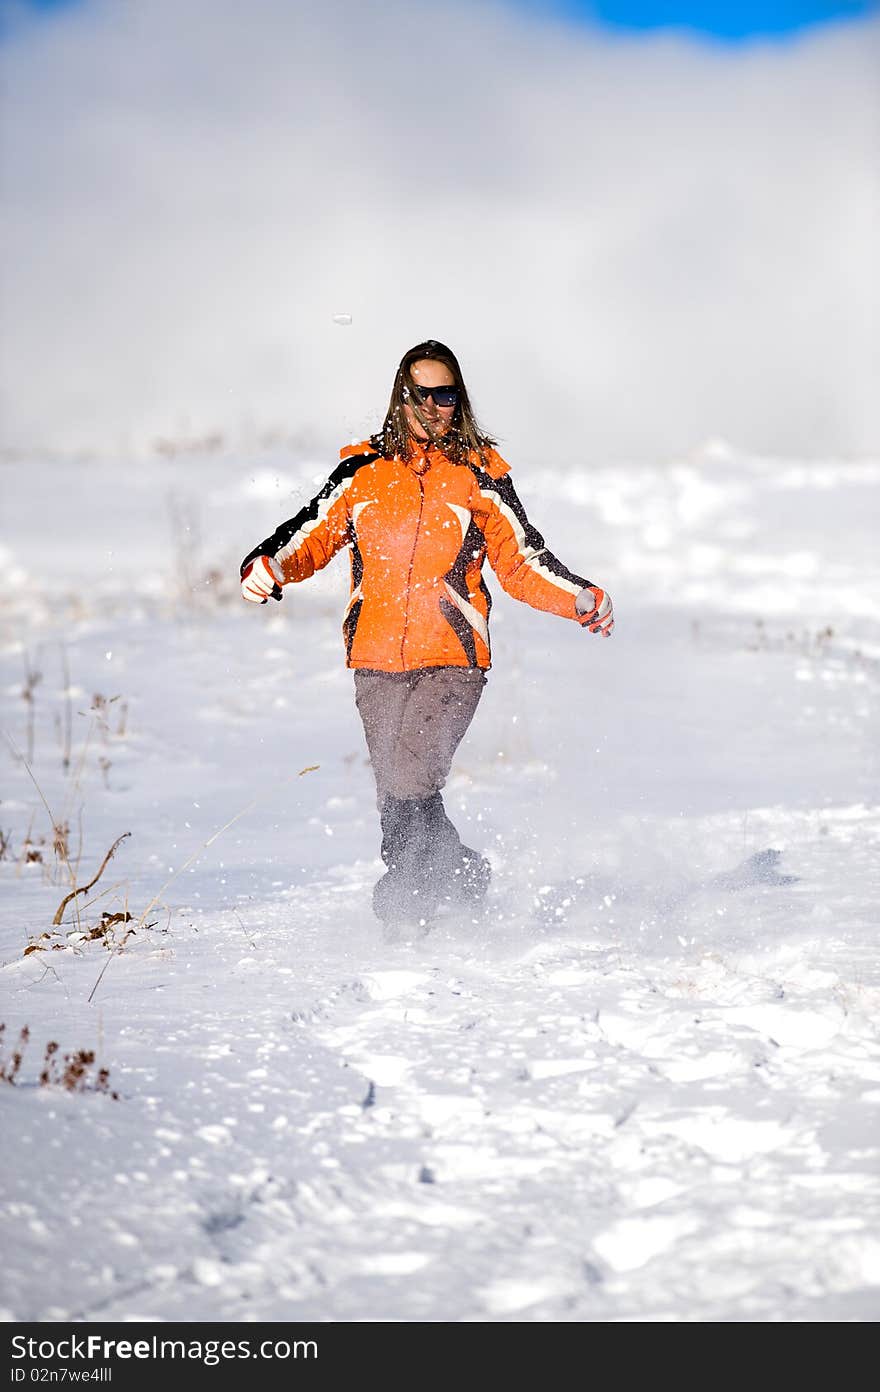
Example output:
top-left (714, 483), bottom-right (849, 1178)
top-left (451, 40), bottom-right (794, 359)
top-left (240, 340), bottom-right (613, 934)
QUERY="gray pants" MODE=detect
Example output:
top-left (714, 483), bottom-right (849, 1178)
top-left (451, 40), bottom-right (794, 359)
top-left (353, 667), bottom-right (486, 805)
top-left (353, 667), bottom-right (488, 923)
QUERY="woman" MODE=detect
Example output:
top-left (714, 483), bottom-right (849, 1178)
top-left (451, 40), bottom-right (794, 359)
top-left (240, 341), bottom-right (613, 934)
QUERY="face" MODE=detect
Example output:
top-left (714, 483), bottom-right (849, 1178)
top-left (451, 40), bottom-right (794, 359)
top-left (403, 358), bottom-right (457, 441)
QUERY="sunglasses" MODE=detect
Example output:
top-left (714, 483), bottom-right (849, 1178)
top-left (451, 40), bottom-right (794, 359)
top-left (405, 383), bottom-right (459, 408)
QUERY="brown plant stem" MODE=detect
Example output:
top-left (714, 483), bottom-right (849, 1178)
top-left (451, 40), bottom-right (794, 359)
top-left (53, 833), bottom-right (130, 926)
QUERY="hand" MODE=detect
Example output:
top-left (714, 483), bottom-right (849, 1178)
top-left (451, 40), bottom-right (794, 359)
top-left (576, 585), bottom-right (614, 636)
top-left (241, 555), bottom-right (283, 604)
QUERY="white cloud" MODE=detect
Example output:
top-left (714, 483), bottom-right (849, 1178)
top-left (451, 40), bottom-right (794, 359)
top-left (1, 0), bottom-right (878, 461)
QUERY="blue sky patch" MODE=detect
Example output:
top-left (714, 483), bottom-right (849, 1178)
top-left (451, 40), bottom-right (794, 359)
top-left (511, 1), bottom-right (879, 41)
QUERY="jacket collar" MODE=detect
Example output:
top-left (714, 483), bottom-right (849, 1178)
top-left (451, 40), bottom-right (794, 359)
top-left (407, 442), bottom-right (441, 475)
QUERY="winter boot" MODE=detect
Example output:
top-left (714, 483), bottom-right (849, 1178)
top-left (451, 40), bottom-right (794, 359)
top-left (455, 847), bottom-right (492, 903)
top-left (421, 793), bottom-right (491, 910)
top-left (373, 795), bottom-right (438, 931)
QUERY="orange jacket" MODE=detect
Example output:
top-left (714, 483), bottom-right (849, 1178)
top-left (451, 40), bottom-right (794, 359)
top-left (242, 439), bottom-right (600, 672)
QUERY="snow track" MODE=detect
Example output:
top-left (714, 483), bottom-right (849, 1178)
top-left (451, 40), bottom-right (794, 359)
top-left (1, 446), bottom-right (878, 1321)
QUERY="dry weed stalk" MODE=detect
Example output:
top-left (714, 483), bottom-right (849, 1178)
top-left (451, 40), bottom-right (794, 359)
top-left (90, 693), bottom-right (122, 744)
top-left (234, 910), bottom-right (256, 950)
top-left (21, 650), bottom-right (42, 765)
top-left (0, 1025), bottom-right (118, 1098)
top-left (53, 832), bottom-right (130, 925)
top-left (23, 836), bottom-right (44, 867)
top-left (15, 812), bottom-right (39, 877)
top-left (52, 821), bottom-right (70, 863)
top-left (39, 1042), bottom-right (119, 1098)
top-left (59, 715), bottom-right (95, 844)
top-left (60, 642), bottom-right (73, 772)
top-left (0, 1024), bottom-right (29, 1083)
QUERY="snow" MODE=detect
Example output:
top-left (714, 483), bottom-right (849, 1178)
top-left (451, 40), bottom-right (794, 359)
top-left (1, 441), bottom-right (878, 1323)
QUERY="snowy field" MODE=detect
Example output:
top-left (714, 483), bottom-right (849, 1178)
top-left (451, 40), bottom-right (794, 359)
top-left (1, 440), bottom-right (878, 1323)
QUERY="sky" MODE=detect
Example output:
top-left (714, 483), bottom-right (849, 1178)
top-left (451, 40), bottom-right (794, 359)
top-left (1, 0), bottom-right (878, 462)
top-left (517, 0), bottom-right (880, 39)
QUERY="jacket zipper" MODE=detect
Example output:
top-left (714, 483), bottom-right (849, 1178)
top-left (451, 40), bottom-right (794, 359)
top-left (400, 473), bottom-right (425, 669)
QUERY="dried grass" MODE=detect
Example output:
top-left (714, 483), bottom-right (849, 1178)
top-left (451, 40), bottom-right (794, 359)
top-left (0, 1024), bottom-right (119, 1098)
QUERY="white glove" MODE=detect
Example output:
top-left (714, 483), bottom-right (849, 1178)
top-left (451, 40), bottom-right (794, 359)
top-left (241, 554), bottom-right (283, 604)
top-left (576, 585), bottom-right (614, 636)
